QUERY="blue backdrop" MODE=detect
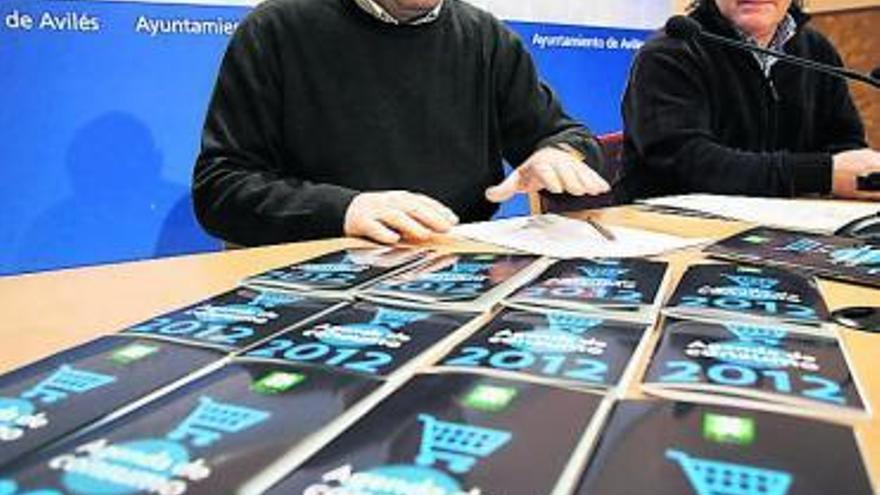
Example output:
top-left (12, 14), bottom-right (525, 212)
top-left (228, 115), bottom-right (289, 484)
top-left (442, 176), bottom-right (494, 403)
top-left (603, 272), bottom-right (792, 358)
top-left (0, 0), bottom-right (656, 275)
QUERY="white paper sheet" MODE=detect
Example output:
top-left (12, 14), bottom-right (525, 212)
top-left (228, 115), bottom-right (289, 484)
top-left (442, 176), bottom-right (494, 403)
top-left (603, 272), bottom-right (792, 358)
top-left (452, 214), bottom-right (707, 258)
top-left (641, 194), bottom-right (879, 234)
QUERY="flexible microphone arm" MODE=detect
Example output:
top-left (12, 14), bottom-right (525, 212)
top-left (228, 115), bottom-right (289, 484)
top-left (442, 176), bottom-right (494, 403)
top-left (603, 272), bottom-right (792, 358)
top-left (665, 16), bottom-right (880, 90)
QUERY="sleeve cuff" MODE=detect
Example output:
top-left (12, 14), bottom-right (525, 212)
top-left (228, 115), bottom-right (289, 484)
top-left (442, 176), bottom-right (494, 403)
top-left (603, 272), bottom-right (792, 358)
top-left (788, 152), bottom-right (833, 195)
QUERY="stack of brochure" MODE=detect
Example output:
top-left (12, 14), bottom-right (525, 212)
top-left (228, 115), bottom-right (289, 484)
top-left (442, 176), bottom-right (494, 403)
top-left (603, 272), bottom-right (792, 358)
top-left (247, 372), bottom-right (611, 495)
top-left (0, 359), bottom-right (383, 493)
top-left (664, 263), bottom-right (830, 329)
top-left (575, 400), bottom-right (874, 494)
top-left (436, 307), bottom-right (650, 393)
top-left (706, 226), bottom-right (880, 288)
top-left (360, 252), bottom-right (543, 311)
top-left (505, 257), bottom-right (670, 320)
top-left (643, 263), bottom-right (869, 419)
top-left (244, 247), bottom-right (427, 298)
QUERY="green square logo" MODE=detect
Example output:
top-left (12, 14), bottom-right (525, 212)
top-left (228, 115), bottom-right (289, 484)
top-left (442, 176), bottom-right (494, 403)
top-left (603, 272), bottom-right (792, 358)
top-left (109, 343), bottom-right (160, 364)
top-left (251, 371), bottom-right (306, 395)
top-left (461, 385), bottom-right (518, 412)
top-left (703, 413), bottom-right (756, 446)
top-left (743, 235), bottom-right (770, 245)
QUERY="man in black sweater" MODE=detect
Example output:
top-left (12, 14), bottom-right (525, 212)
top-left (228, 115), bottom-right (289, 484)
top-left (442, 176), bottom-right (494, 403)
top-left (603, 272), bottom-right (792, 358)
top-left (193, 0), bottom-right (609, 246)
top-left (618, 0), bottom-right (880, 201)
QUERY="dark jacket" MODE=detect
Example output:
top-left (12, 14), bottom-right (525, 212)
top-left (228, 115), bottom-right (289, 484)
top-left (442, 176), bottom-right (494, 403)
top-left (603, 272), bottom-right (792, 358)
top-left (617, 2), bottom-right (867, 201)
top-left (193, 0), bottom-right (601, 246)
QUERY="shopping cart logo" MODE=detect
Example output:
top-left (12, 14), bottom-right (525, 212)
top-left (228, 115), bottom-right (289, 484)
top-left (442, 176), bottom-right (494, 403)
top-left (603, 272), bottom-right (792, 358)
top-left (724, 325), bottom-right (787, 347)
top-left (666, 449), bottom-right (792, 495)
top-left (20, 365), bottom-right (117, 405)
top-left (778, 238), bottom-right (822, 253)
top-left (830, 247), bottom-right (880, 267)
top-left (547, 312), bottom-right (603, 335)
top-left (577, 266), bottom-right (628, 279)
top-left (415, 414), bottom-right (512, 474)
top-left (166, 396), bottom-right (270, 448)
top-left (722, 275), bottom-right (779, 291)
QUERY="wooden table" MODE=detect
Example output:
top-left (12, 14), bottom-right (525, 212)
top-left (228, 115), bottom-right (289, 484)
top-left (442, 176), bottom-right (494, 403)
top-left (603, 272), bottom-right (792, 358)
top-left (1, 205), bottom-right (878, 485)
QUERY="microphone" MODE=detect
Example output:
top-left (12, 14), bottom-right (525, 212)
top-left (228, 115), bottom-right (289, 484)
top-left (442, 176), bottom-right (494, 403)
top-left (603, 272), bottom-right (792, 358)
top-left (664, 16), bottom-right (880, 89)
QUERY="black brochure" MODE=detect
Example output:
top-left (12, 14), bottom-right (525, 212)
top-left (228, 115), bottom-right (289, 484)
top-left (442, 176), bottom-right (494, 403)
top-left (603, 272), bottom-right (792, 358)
top-left (0, 361), bottom-right (380, 494)
top-left (120, 287), bottom-right (340, 352)
top-left (244, 247), bottom-right (425, 293)
top-left (575, 400), bottom-right (874, 495)
top-left (507, 257), bottom-right (668, 316)
top-left (362, 253), bottom-right (539, 309)
top-left (665, 263), bottom-right (829, 327)
top-left (439, 307), bottom-right (648, 390)
top-left (642, 317), bottom-right (867, 417)
top-left (243, 301), bottom-right (477, 379)
top-left (0, 336), bottom-right (220, 468)
top-left (264, 372), bottom-right (606, 495)
top-left (707, 226), bottom-right (880, 288)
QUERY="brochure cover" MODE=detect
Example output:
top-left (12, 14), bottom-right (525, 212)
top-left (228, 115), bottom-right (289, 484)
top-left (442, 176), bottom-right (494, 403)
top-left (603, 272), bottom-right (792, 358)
top-left (438, 307), bottom-right (649, 391)
top-left (664, 263), bottom-right (830, 329)
top-left (706, 226), bottom-right (880, 288)
top-left (642, 317), bottom-right (867, 418)
top-left (361, 252), bottom-right (541, 311)
top-left (120, 288), bottom-right (342, 353)
top-left (259, 372), bottom-right (607, 495)
top-left (0, 336), bottom-right (221, 468)
top-left (0, 361), bottom-right (381, 494)
top-left (506, 258), bottom-right (669, 318)
top-left (575, 400), bottom-right (874, 495)
top-left (244, 247), bottom-right (426, 295)
top-left (242, 301), bottom-right (480, 379)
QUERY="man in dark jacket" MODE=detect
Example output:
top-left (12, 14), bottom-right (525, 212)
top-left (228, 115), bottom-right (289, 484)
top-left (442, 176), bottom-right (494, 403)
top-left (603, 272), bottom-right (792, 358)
top-left (618, 0), bottom-right (880, 201)
top-left (193, 0), bottom-right (609, 247)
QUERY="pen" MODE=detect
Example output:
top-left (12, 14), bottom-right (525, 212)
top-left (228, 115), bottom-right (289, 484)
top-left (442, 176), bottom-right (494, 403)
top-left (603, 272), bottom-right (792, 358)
top-left (586, 217), bottom-right (616, 241)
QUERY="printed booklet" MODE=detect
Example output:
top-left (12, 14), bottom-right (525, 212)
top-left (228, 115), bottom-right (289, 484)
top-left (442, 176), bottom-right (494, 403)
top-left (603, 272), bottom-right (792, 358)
top-left (120, 287), bottom-right (342, 354)
top-left (360, 252), bottom-right (542, 311)
top-left (244, 246), bottom-right (426, 296)
top-left (641, 317), bottom-right (868, 418)
top-left (505, 257), bottom-right (669, 320)
top-left (574, 400), bottom-right (874, 495)
top-left (437, 307), bottom-right (650, 392)
top-left (241, 301), bottom-right (483, 380)
top-left (0, 336), bottom-right (221, 468)
top-left (254, 371), bottom-right (610, 495)
top-left (664, 263), bottom-right (830, 329)
top-left (706, 226), bottom-right (880, 288)
top-left (0, 360), bottom-right (382, 495)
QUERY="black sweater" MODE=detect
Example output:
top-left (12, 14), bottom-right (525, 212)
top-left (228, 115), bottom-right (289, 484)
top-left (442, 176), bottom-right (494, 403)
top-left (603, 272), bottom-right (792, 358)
top-left (618, 3), bottom-right (867, 201)
top-left (193, 0), bottom-right (599, 246)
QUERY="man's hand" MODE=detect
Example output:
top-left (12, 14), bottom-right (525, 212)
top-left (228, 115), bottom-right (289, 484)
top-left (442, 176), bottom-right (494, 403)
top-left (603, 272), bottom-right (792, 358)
top-left (344, 191), bottom-right (459, 244)
top-left (832, 149), bottom-right (880, 200)
top-left (484, 146), bottom-right (610, 203)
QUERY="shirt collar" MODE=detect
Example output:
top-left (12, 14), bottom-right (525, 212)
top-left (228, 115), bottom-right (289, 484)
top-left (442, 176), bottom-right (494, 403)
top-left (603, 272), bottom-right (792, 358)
top-left (734, 13), bottom-right (797, 75)
top-left (352, 0), bottom-right (444, 25)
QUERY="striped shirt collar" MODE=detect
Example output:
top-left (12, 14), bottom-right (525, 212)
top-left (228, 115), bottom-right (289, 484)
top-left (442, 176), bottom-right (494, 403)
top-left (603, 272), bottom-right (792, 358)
top-left (735, 13), bottom-right (798, 76)
top-left (352, 0), bottom-right (444, 25)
